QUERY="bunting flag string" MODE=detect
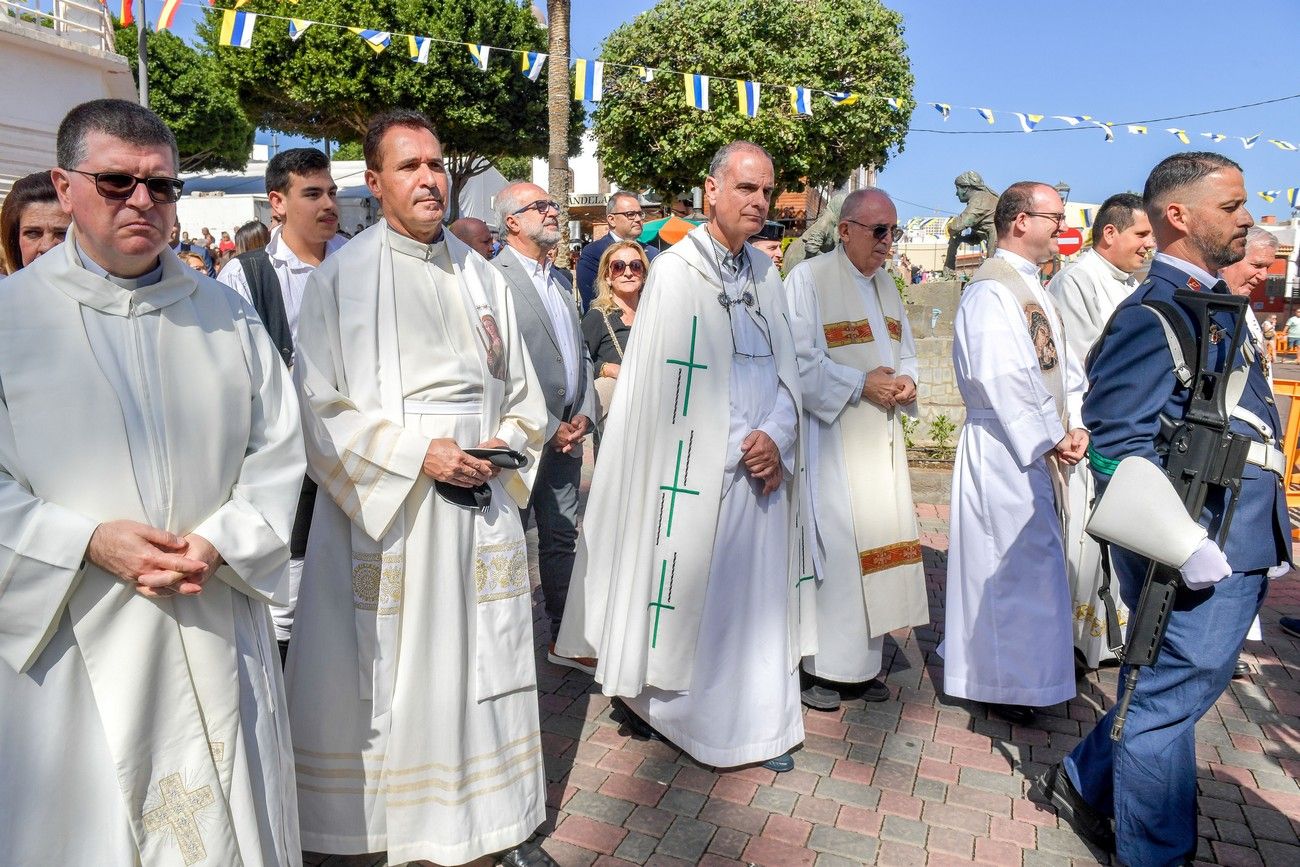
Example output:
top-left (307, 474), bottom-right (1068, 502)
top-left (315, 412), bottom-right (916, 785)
top-left (737, 80), bottom-right (760, 118)
top-left (101, 0), bottom-right (133, 27)
top-left (685, 74), bottom-right (710, 111)
top-left (574, 58), bottom-right (604, 102)
top-left (466, 43), bottom-right (490, 70)
top-left (789, 86), bottom-right (812, 116)
top-left (1258, 191), bottom-right (1280, 203)
top-left (409, 35), bottom-right (431, 64)
top-left (167, 2), bottom-right (1300, 148)
top-left (157, 0), bottom-right (181, 30)
top-left (218, 9), bottom-right (256, 47)
top-left (520, 51), bottom-right (547, 82)
top-left (1289, 188), bottom-right (1300, 207)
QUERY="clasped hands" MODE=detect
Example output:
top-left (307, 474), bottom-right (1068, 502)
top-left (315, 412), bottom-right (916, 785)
top-left (549, 414), bottom-right (590, 454)
top-left (87, 521), bottom-right (222, 598)
top-left (741, 430), bottom-right (783, 495)
top-left (1053, 428), bottom-right (1089, 466)
top-left (862, 366), bottom-right (917, 410)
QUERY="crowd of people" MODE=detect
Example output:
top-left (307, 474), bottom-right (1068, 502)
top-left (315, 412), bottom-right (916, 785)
top-left (0, 97), bottom-right (1295, 867)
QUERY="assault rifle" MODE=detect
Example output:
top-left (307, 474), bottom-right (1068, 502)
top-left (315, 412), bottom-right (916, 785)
top-left (1104, 289), bottom-right (1251, 741)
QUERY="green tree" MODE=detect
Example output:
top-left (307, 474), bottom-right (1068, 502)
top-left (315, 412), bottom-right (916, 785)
top-left (591, 0), bottom-right (914, 196)
top-left (198, 0), bottom-right (583, 216)
top-left (114, 24), bottom-right (255, 172)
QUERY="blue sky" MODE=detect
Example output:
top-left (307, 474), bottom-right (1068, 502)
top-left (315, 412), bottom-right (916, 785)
top-left (172, 0), bottom-right (1300, 221)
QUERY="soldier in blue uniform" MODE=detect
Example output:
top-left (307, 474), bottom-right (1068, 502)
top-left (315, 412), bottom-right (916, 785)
top-left (1039, 152), bottom-right (1291, 866)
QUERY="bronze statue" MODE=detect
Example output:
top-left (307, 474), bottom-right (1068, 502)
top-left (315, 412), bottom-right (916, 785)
top-left (781, 190), bottom-right (848, 276)
top-left (944, 171), bottom-right (999, 273)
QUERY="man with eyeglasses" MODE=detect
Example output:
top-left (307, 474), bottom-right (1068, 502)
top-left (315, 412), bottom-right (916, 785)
top-left (942, 181), bottom-right (1088, 728)
top-left (784, 188), bottom-right (930, 713)
top-left (0, 98), bottom-right (306, 864)
top-left (576, 190), bottom-right (658, 312)
top-left (493, 181), bottom-right (598, 677)
top-left (558, 140), bottom-right (812, 774)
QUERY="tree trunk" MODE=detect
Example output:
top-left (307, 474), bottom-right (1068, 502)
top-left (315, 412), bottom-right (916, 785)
top-left (546, 0), bottom-right (572, 268)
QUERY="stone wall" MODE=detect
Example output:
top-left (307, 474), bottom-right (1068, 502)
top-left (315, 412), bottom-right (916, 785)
top-left (903, 280), bottom-right (964, 446)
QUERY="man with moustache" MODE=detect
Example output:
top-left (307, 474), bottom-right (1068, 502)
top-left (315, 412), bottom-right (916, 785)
top-left (785, 189), bottom-right (929, 712)
top-left (492, 181), bottom-right (597, 674)
top-left (1047, 192), bottom-right (1155, 669)
top-left (218, 146), bottom-right (345, 663)
top-left (1042, 152), bottom-right (1290, 866)
top-left (285, 110), bottom-right (554, 867)
top-left (557, 141), bottom-right (813, 773)
top-left (942, 181), bottom-right (1089, 727)
top-left (0, 98), bottom-right (304, 865)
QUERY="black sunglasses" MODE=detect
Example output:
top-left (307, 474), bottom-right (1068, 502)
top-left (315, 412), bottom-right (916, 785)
top-left (70, 169), bottom-right (185, 204)
top-left (511, 199), bottom-right (560, 216)
top-left (843, 219), bottom-right (903, 241)
top-left (609, 259), bottom-right (645, 277)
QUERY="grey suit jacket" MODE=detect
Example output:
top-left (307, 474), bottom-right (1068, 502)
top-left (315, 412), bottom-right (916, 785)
top-left (494, 247), bottom-right (596, 440)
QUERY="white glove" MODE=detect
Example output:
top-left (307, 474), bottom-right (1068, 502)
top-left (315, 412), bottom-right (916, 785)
top-left (1179, 538), bottom-right (1232, 590)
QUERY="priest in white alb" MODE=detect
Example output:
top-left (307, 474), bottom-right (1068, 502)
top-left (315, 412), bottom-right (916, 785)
top-left (785, 188), bottom-right (930, 712)
top-left (1047, 192), bottom-right (1152, 668)
top-left (283, 111), bottom-right (554, 867)
top-left (0, 100), bottom-right (304, 866)
top-left (557, 141), bottom-right (814, 773)
top-left (942, 182), bottom-right (1088, 728)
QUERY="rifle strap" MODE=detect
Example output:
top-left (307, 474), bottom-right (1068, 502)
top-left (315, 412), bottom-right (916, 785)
top-left (1141, 300), bottom-right (1196, 388)
top-left (1094, 538), bottom-right (1125, 653)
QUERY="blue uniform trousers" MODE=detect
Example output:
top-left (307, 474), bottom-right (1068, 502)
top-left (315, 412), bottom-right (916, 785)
top-left (1064, 548), bottom-right (1267, 866)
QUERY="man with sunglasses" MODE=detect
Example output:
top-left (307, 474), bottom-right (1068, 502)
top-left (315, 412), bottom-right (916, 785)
top-left (576, 190), bottom-right (658, 312)
top-left (558, 140), bottom-right (812, 774)
top-left (0, 99), bottom-right (306, 864)
top-left (942, 181), bottom-right (1088, 728)
top-left (785, 189), bottom-right (930, 713)
top-left (493, 181), bottom-right (597, 677)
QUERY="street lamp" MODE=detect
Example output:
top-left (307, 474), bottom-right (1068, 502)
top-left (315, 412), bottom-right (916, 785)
top-left (1053, 181), bottom-right (1071, 206)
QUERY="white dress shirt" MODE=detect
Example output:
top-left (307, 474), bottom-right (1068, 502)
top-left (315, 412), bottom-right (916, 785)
top-left (504, 244), bottom-right (581, 405)
top-left (218, 225), bottom-right (347, 342)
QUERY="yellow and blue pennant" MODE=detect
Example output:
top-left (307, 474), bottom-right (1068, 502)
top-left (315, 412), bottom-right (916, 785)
top-left (218, 9), bottom-right (256, 48)
top-left (737, 80), bottom-right (760, 118)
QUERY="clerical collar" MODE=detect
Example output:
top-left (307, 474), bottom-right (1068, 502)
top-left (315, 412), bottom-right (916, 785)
top-left (993, 248), bottom-right (1040, 276)
top-left (1153, 252), bottom-right (1221, 292)
top-left (77, 245), bottom-right (163, 290)
top-left (387, 225), bottom-right (447, 262)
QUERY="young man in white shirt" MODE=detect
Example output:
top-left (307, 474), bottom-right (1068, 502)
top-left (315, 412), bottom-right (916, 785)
top-left (219, 147), bottom-right (346, 662)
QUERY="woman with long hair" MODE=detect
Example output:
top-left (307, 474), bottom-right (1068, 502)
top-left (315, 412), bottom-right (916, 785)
top-left (581, 240), bottom-right (649, 423)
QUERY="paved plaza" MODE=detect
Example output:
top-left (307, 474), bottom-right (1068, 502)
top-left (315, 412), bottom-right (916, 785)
top-left (308, 496), bottom-right (1300, 867)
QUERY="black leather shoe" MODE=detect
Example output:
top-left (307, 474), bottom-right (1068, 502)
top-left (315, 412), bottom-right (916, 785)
top-left (1280, 615), bottom-right (1300, 639)
top-left (1233, 659), bottom-right (1251, 679)
top-left (801, 683), bottom-right (841, 711)
top-left (498, 840), bottom-right (559, 867)
top-left (988, 703), bottom-right (1036, 726)
top-left (612, 698), bottom-right (663, 741)
top-left (1037, 763), bottom-right (1115, 853)
top-left (860, 677), bottom-right (890, 702)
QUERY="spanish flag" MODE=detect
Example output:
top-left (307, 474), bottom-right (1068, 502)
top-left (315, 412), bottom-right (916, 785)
top-left (157, 0), bottom-right (181, 30)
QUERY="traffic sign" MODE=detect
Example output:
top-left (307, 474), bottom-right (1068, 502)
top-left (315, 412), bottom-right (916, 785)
top-left (1056, 228), bottom-right (1084, 256)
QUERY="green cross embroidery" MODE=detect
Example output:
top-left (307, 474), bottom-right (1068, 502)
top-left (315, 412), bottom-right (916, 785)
top-left (648, 559), bottom-right (676, 648)
top-left (659, 439), bottom-right (700, 538)
top-left (665, 315), bottom-right (708, 417)
top-left (796, 574), bottom-right (815, 587)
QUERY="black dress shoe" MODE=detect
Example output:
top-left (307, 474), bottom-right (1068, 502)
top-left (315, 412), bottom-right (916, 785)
top-left (988, 703), bottom-right (1036, 726)
top-left (801, 682), bottom-right (841, 711)
top-left (1281, 615), bottom-right (1300, 639)
top-left (498, 840), bottom-right (559, 867)
top-left (1037, 763), bottom-right (1115, 853)
top-left (1233, 659), bottom-right (1251, 679)
top-left (612, 697), bottom-right (663, 741)
top-left (860, 677), bottom-right (890, 702)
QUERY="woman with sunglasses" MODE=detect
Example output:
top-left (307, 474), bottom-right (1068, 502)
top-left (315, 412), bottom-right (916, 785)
top-left (582, 240), bottom-right (649, 422)
top-left (0, 170), bottom-right (70, 274)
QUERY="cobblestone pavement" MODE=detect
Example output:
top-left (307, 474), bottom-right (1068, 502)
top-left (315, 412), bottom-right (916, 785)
top-left (308, 499), bottom-right (1300, 867)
